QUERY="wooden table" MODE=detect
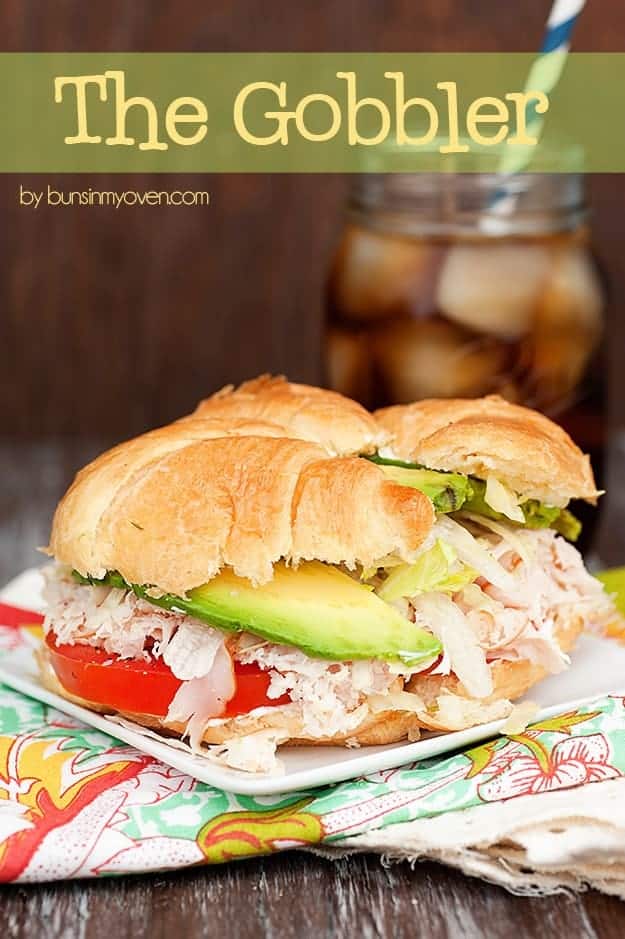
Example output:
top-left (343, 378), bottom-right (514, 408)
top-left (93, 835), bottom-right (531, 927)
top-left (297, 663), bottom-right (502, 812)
top-left (1, 439), bottom-right (623, 937)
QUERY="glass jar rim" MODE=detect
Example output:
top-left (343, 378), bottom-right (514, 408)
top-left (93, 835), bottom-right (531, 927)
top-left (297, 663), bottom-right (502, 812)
top-left (348, 173), bottom-right (587, 237)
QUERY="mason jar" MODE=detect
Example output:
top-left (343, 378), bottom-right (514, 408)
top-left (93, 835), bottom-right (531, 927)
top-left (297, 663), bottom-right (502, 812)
top-left (324, 173), bottom-right (606, 552)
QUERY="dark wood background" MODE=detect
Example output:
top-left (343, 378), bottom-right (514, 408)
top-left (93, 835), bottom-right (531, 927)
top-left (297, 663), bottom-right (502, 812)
top-left (2, 3), bottom-right (625, 933)
top-left (1, 0), bottom-right (625, 439)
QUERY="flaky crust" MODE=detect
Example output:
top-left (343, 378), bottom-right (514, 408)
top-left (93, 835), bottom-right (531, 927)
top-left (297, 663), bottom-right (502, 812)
top-left (191, 374), bottom-right (388, 456)
top-left (46, 417), bottom-right (294, 580)
top-left (48, 432), bottom-right (434, 594)
top-left (375, 395), bottom-right (598, 505)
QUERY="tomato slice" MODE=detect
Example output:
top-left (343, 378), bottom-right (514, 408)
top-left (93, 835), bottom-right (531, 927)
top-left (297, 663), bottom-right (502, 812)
top-left (417, 653), bottom-right (443, 676)
top-left (45, 632), bottom-right (290, 718)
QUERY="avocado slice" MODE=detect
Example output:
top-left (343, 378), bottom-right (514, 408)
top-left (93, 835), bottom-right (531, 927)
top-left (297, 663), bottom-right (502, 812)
top-left (74, 562), bottom-right (441, 667)
top-left (366, 455), bottom-right (473, 513)
top-left (366, 455), bottom-right (581, 541)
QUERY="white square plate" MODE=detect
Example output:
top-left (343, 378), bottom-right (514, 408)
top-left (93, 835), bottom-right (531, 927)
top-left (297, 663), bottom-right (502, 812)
top-left (2, 568), bottom-right (625, 796)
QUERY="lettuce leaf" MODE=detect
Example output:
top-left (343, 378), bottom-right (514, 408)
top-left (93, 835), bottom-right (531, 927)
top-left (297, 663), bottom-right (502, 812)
top-left (464, 478), bottom-right (580, 541)
top-left (552, 508), bottom-right (583, 542)
top-left (366, 453), bottom-right (582, 541)
top-left (377, 539), bottom-right (477, 603)
top-left (367, 455), bottom-right (581, 542)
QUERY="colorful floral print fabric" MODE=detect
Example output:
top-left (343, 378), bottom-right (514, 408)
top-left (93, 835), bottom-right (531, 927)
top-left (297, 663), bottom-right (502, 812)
top-left (1, 603), bottom-right (625, 882)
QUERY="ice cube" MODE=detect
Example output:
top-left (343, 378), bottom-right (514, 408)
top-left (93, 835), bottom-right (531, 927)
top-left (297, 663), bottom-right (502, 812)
top-left (325, 327), bottom-right (371, 402)
top-left (373, 318), bottom-right (511, 402)
top-left (540, 245), bottom-right (603, 333)
top-left (437, 243), bottom-right (552, 339)
top-left (331, 225), bottom-right (443, 322)
top-left (527, 246), bottom-right (604, 405)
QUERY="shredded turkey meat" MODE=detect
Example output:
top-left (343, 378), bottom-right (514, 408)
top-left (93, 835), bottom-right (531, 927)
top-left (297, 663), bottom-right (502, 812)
top-left (234, 634), bottom-right (405, 738)
top-left (405, 519), bottom-right (616, 697)
top-left (42, 566), bottom-right (419, 753)
top-left (41, 523), bottom-right (617, 774)
top-left (43, 568), bottom-right (182, 661)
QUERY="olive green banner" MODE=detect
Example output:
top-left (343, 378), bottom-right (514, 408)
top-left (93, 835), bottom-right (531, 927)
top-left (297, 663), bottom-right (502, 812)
top-left (1, 53), bottom-right (623, 172)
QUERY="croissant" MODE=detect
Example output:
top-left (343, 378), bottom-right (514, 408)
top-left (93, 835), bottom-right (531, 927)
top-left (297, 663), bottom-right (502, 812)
top-left (192, 374), bottom-right (387, 455)
top-left (48, 433), bottom-right (434, 595)
top-left (41, 381), bottom-right (616, 770)
top-left (375, 394), bottom-right (599, 505)
top-left (44, 425), bottom-right (436, 755)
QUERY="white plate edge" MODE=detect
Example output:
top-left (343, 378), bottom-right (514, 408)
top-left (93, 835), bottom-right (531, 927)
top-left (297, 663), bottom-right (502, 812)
top-left (1, 659), bottom-right (625, 796)
top-left (2, 567), bottom-right (625, 795)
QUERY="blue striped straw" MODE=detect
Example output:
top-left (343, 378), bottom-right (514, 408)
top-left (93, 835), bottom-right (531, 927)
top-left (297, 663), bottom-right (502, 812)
top-left (483, 0), bottom-right (585, 225)
top-left (542, 0), bottom-right (586, 53)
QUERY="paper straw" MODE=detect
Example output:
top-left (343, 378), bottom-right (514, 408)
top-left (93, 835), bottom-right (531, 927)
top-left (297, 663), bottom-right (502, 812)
top-left (483, 0), bottom-right (585, 224)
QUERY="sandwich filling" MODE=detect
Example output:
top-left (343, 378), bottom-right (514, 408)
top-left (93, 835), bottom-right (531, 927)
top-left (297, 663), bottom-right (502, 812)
top-left (43, 486), bottom-right (615, 772)
top-left (368, 454), bottom-right (582, 540)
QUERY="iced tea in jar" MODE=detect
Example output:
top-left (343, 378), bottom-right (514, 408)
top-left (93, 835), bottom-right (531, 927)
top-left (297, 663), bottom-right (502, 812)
top-left (326, 174), bottom-right (604, 414)
top-left (324, 173), bottom-right (606, 549)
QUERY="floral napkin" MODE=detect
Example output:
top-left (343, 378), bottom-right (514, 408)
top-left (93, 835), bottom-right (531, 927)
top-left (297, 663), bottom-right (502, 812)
top-left (1, 570), bottom-right (625, 890)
